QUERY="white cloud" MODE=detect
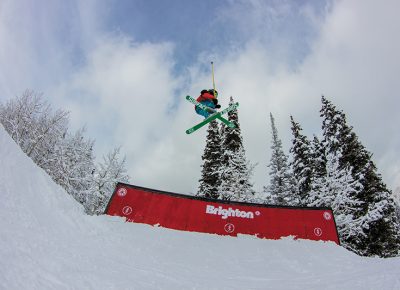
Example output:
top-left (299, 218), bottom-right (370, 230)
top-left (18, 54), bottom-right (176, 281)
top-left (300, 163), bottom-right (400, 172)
top-left (2, 0), bottom-right (400, 195)
top-left (211, 0), bottom-right (400, 192)
top-left (52, 36), bottom-right (190, 188)
top-left (0, 0), bottom-right (102, 97)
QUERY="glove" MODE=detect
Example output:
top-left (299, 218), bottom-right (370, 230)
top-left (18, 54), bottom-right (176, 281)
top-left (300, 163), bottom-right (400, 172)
top-left (215, 104), bottom-right (221, 109)
top-left (212, 98), bottom-right (219, 105)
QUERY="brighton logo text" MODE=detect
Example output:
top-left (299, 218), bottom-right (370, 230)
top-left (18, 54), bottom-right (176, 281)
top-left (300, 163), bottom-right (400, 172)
top-left (205, 205), bottom-right (256, 219)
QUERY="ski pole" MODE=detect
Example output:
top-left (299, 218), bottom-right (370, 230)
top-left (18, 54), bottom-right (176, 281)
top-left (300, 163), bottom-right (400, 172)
top-left (211, 61), bottom-right (217, 98)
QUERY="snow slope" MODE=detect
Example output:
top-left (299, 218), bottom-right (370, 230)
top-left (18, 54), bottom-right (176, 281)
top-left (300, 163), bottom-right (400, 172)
top-left (1, 125), bottom-right (399, 290)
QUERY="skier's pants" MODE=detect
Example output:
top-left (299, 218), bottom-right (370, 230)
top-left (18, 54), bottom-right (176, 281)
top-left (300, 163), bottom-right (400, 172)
top-left (195, 100), bottom-right (215, 118)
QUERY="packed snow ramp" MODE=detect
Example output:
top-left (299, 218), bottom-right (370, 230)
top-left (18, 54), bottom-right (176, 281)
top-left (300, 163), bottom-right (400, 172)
top-left (106, 183), bottom-right (340, 244)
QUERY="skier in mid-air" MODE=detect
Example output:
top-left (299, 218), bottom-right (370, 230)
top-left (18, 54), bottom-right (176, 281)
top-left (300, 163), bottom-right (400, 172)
top-left (185, 90), bottom-right (238, 134)
top-left (195, 89), bottom-right (221, 118)
top-left (184, 61), bottom-right (238, 134)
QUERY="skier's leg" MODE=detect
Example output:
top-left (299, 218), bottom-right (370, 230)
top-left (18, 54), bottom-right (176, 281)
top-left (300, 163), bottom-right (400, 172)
top-left (203, 100), bottom-right (216, 113)
top-left (195, 100), bottom-right (216, 118)
top-left (195, 106), bottom-right (210, 118)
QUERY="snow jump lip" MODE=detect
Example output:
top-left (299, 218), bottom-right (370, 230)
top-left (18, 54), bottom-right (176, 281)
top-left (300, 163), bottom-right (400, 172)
top-left (105, 182), bottom-right (340, 245)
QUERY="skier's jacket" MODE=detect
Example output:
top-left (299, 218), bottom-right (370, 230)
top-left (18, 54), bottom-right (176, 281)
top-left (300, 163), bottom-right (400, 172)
top-left (196, 92), bottom-right (216, 104)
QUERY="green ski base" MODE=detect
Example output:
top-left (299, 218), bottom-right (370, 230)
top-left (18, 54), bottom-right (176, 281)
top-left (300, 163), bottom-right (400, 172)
top-left (185, 96), bottom-right (239, 134)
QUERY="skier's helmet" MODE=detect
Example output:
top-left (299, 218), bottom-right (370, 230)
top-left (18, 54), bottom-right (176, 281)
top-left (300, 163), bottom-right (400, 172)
top-left (208, 89), bottom-right (218, 97)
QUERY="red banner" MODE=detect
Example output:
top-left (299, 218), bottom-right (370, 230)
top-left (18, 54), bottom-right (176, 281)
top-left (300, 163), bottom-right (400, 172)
top-left (105, 183), bottom-right (340, 244)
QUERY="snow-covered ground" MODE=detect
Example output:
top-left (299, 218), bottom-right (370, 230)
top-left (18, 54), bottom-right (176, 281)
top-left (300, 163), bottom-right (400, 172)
top-left (1, 125), bottom-right (399, 290)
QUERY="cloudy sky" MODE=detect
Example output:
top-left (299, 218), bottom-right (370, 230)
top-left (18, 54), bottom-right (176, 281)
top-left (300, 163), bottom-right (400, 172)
top-left (1, 0), bottom-right (400, 194)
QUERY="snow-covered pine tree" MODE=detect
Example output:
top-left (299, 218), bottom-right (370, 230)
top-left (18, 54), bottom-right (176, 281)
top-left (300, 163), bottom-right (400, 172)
top-left (197, 120), bottom-right (223, 199)
top-left (219, 96), bottom-right (255, 202)
top-left (354, 160), bottom-right (400, 257)
top-left (308, 151), bottom-right (363, 252)
top-left (394, 188), bottom-right (400, 227)
top-left (310, 135), bottom-right (327, 179)
top-left (339, 119), bottom-right (400, 256)
top-left (320, 96), bottom-right (400, 257)
top-left (289, 116), bottom-right (312, 205)
top-left (263, 113), bottom-right (295, 205)
top-left (307, 135), bottom-right (328, 206)
top-left (88, 147), bottom-right (130, 215)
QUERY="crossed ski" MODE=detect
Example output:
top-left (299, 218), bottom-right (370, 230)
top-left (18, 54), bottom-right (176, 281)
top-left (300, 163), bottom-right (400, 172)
top-left (185, 95), bottom-right (239, 134)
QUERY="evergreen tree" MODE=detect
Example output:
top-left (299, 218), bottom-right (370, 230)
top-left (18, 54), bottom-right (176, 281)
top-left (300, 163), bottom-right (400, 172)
top-left (197, 120), bottom-right (223, 199)
top-left (308, 151), bottom-right (363, 251)
top-left (320, 96), bottom-right (400, 257)
top-left (289, 116), bottom-right (312, 205)
top-left (393, 188), bottom-right (400, 225)
top-left (219, 97), bottom-right (255, 202)
top-left (308, 135), bottom-right (328, 206)
top-left (354, 160), bottom-right (400, 257)
top-left (310, 135), bottom-right (327, 179)
top-left (264, 113), bottom-right (295, 205)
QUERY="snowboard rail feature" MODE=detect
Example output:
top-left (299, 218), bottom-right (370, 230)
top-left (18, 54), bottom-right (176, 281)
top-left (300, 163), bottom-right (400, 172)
top-left (105, 183), bottom-right (340, 244)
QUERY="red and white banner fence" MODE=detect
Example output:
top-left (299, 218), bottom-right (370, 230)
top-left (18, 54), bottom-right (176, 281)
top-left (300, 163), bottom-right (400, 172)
top-left (105, 183), bottom-right (340, 244)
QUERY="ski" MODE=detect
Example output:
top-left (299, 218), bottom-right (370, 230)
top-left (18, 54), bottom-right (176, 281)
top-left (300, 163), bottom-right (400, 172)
top-left (186, 95), bottom-right (238, 127)
top-left (186, 113), bottom-right (221, 134)
top-left (185, 96), bottom-right (239, 134)
top-left (215, 115), bottom-right (236, 127)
